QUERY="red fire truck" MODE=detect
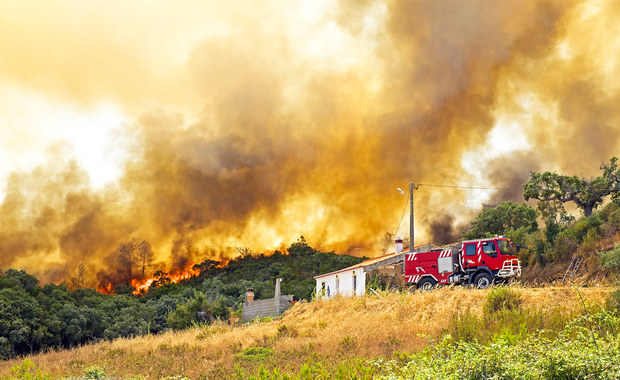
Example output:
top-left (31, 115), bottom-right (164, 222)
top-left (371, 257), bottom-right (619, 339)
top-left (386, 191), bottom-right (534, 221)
top-left (404, 237), bottom-right (521, 289)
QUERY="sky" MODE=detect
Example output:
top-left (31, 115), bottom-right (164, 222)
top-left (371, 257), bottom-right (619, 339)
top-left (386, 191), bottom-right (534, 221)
top-left (1, 0), bottom-right (620, 285)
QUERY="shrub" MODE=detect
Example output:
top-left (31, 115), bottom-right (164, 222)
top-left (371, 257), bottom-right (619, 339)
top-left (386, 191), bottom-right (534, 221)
top-left (606, 289), bottom-right (620, 311)
top-left (339, 336), bottom-right (358, 352)
top-left (525, 230), bottom-right (548, 266)
top-left (550, 232), bottom-right (578, 261)
top-left (579, 229), bottom-right (601, 256)
top-left (484, 287), bottom-right (522, 314)
top-left (573, 213), bottom-right (603, 243)
top-left (373, 312), bottom-right (620, 380)
top-left (599, 244), bottom-right (620, 270)
top-left (84, 366), bottom-right (107, 379)
top-left (10, 359), bottom-right (50, 380)
top-left (234, 346), bottom-right (275, 361)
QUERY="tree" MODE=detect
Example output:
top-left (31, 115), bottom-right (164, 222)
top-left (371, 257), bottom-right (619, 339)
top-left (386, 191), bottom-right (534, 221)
top-left (235, 247), bottom-right (252, 258)
top-left (72, 263), bottom-right (86, 289)
top-left (523, 157), bottom-right (620, 217)
top-left (135, 240), bottom-right (154, 279)
top-left (166, 292), bottom-right (228, 330)
top-left (118, 242), bottom-right (137, 285)
top-left (463, 201), bottom-right (538, 240)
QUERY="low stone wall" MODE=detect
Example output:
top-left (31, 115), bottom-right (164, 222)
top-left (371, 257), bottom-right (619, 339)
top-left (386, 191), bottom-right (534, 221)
top-left (241, 295), bottom-right (293, 320)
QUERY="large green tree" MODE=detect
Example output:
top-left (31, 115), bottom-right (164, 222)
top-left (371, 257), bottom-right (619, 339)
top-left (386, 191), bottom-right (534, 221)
top-left (523, 157), bottom-right (620, 217)
top-left (463, 201), bottom-right (538, 240)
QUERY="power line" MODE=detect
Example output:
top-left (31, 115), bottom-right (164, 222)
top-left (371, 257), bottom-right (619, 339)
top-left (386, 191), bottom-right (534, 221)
top-left (417, 183), bottom-right (620, 192)
top-left (416, 183), bottom-right (517, 191)
top-left (382, 195), bottom-right (410, 256)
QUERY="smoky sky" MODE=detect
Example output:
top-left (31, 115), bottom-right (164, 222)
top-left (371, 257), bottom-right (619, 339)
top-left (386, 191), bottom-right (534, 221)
top-left (1, 0), bottom-right (620, 285)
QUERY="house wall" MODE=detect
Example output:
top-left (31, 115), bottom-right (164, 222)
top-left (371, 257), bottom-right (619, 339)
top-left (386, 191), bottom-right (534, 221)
top-left (315, 268), bottom-right (365, 299)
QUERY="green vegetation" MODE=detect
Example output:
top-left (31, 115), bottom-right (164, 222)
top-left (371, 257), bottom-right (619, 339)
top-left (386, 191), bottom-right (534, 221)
top-left (371, 313), bottom-right (620, 379)
top-left (483, 286), bottom-right (522, 314)
top-left (190, 236), bottom-right (365, 303)
top-left (523, 156), bottom-right (620, 217)
top-left (232, 288), bottom-right (620, 379)
top-left (9, 359), bottom-right (49, 380)
top-left (1, 286), bottom-right (616, 379)
top-left (461, 196), bottom-right (620, 270)
top-left (0, 238), bottom-right (364, 360)
top-left (511, 202), bottom-right (619, 268)
top-left (463, 201), bottom-right (538, 240)
top-left (599, 243), bottom-right (620, 270)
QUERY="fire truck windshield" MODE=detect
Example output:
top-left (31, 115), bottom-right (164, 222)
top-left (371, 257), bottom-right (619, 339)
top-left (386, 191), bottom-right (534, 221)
top-left (497, 240), bottom-right (514, 256)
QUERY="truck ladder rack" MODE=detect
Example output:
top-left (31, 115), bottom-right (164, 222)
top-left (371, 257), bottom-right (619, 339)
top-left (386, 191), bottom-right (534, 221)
top-left (561, 256), bottom-right (583, 283)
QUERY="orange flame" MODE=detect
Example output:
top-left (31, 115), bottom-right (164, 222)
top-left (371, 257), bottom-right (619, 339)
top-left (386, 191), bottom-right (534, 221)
top-left (98, 282), bottom-right (113, 295)
top-left (130, 262), bottom-right (201, 295)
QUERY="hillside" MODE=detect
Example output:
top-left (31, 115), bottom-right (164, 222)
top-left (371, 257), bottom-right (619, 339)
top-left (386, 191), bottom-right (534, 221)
top-left (0, 239), bottom-right (366, 361)
top-left (1, 286), bottom-right (615, 379)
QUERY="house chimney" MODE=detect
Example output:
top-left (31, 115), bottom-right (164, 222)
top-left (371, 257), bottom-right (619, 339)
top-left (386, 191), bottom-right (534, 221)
top-left (245, 288), bottom-right (254, 303)
top-left (274, 278), bottom-right (282, 298)
top-left (395, 237), bottom-right (403, 254)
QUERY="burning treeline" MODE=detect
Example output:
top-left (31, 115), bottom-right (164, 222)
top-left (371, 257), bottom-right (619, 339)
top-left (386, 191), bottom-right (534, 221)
top-left (1, 0), bottom-right (620, 285)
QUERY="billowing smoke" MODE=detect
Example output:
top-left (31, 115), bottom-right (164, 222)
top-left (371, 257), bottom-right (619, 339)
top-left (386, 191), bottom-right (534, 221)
top-left (1, 0), bottom-right (620, 285)
top-left (428, 215), bottom-right (467, 246)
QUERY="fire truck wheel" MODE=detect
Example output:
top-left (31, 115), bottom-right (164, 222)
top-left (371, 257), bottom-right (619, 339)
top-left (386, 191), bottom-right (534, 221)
top-left (417, 277), bottom-right (437, 291)
top-left (474, 273), bottom-right (492, 289)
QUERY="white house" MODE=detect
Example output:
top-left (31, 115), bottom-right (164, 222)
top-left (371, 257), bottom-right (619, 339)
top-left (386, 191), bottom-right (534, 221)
top-left (313, 262), bottom-right (367, 298)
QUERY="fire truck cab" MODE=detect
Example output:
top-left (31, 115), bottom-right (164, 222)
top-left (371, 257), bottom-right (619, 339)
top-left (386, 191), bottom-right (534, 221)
top-left (404, 237), bottom-right (521, 289)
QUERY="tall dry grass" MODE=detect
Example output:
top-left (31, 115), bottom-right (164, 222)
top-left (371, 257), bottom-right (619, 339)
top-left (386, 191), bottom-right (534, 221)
top-left (0, 285), bottom-right (613, 379)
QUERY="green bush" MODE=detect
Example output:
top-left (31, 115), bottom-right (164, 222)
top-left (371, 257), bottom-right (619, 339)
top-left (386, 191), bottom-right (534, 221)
top-left (606, 289), bottom-right (620, 311)
top-left (523, 230), bottom-right (548, 267)
top-left (234, 346), bottom-right (275, 361)
top-left (10, 359), bottom-right (50, 380)
top-left (550, 232), bottom-right (578, 261)
top-left (484, 287), bottom-right (522, 314)
top-left (573, 213), bottom-right (603, 243)
top-left (579, 229), bottom-right (601, 256)
top-left (599, 244), bottom-right (620, 270)
top-left (84, 366), bottom-right (107, 379)
top-left (373, 312), bottom-right (620, 380)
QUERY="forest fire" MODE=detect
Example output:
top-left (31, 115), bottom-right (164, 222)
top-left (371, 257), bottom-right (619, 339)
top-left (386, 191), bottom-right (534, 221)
top-left (216, 259), bottom-right (230, 268)
top-left (98, 282), bottom-right (113, 295)
top-left (130, 262), bottom-right (201, 295)
top-left (94, 262), bottom-right (208, 296)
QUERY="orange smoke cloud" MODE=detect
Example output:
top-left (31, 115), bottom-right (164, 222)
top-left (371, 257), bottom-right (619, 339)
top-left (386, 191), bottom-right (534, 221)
top-left (1, 0), bottom-right (620, 286)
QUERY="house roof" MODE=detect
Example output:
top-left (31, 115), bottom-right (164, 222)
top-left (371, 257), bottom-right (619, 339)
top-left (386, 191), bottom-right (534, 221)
top-left (313, 243), bottom-right (437, 279)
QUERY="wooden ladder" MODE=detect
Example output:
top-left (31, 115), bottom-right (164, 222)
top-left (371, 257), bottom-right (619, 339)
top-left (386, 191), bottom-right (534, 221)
top-left (562, 256), bottom-right (583, 283)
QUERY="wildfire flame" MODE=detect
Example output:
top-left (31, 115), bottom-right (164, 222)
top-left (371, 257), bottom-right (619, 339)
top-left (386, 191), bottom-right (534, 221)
top-left (98, 282), bottom-right (113, 295)
top-left (130, 262), bottom-right (201, 295)
top-left (95, 262), bottom-right (208, 296)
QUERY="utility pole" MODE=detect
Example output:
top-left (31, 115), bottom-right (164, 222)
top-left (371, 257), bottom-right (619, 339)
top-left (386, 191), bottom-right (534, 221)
top-left (397, 183), bottom-right (418, 253)
top-left (410, 182), bottom-right (414, 253)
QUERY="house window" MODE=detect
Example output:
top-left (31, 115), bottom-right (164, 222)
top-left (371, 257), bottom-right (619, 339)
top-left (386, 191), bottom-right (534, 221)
top-left (352, 271), bottom-right (357, 293)
top-left (335, 275), bottom-right (339, 294)
top-left (320, 281), bottom-right (326, 297)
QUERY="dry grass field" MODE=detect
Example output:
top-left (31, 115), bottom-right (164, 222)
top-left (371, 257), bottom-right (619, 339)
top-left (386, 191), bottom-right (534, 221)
top-left (0, 285), bottom-right (614, 379)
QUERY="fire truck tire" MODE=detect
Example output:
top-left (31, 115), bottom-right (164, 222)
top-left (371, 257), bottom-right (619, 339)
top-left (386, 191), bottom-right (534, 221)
top-left (474, 273), bottom-right (492, 289)
top-left (417, 277), bottom-right (437, 291)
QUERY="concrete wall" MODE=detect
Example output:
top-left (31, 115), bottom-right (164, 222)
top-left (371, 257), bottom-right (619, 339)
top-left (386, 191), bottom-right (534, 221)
top-left (242, 295), bottom-right (293, 321)
top-left (315, 268), bottom-right (365, 299)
